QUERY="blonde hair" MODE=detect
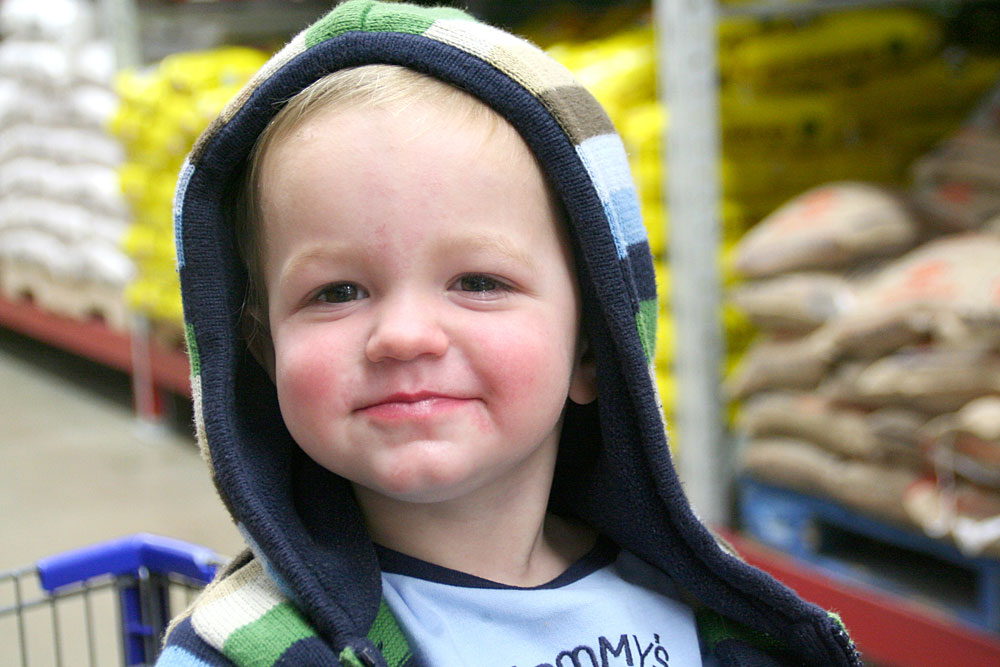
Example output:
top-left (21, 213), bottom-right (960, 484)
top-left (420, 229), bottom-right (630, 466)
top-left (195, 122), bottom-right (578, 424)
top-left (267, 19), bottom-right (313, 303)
top-left (234, 64), bottom-right (504, 349)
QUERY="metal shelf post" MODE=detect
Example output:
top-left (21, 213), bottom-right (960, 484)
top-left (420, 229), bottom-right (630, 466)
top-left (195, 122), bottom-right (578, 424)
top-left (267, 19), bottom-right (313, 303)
top-left (97, 0), bottom-right (142, 70)
top-left (654, 0), bottom-right (727, 525)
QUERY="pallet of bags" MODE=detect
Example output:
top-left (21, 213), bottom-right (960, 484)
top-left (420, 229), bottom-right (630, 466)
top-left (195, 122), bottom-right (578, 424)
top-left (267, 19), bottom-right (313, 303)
top-left (737, 393), bottom-right (924, 525)
top-left (732, 219), bottom-right (1000, 538)
top-left (0, 0), bottom-right (133, 331)
top-left (727, 181), bottom-right (930, 526)
top-left (727, 181), bottom-right (920, 396)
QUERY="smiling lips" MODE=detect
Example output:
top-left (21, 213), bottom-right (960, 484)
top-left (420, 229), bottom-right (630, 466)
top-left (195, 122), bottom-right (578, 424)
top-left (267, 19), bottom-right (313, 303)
top-left (356, 392), bottom-right (471, 421)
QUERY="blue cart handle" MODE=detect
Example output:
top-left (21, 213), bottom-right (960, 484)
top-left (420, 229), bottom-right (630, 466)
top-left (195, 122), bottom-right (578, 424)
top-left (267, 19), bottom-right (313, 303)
top-left (36, 533), bottom-right (225, 592)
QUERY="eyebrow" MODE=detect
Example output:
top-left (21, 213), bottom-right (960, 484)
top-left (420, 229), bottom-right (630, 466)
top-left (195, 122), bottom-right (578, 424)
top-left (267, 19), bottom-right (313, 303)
top-left (277, 231), bottom-right (539, 287)
top-left (438, 232), bottom-right (537, 272)
top-left (278, 244), bottom-right (355, 288)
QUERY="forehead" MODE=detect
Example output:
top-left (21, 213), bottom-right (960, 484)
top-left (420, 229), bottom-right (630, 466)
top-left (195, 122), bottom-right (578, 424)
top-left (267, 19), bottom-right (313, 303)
top-left (256, 98), bottom-right (565, 257)
top-left (260, 94), bottom-right (549, 209)
top-left (259, 66), bottom-right (509, 166)
top-left (271, 91), bottom-right (530, 176)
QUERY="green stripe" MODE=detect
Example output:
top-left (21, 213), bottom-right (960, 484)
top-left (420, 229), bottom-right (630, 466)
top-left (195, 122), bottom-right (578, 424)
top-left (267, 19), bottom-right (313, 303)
top-left (305, 0), bottom-right (473, 48)
top-left (223, 602), bottom-right (316, 666)
top-left (368, 599), bottom-right (414, 667)
top-left (637, 298), bottom-right (658, 363)
top-left (338, 646), bottom-right (366, 667)
top-left (695, 607), bottom-right (783, 655)
top-left (184, 322), bottom-right (200, 376)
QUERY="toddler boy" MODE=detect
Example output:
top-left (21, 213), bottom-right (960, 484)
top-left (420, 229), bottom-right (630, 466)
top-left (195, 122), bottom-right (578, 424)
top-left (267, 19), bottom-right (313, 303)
top-left (160, 2), bottom-right (859, 666)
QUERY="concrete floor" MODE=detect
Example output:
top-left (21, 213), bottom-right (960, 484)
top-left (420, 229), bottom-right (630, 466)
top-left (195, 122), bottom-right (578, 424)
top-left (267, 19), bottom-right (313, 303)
top-left (0, 327), bottom-right (244, 572)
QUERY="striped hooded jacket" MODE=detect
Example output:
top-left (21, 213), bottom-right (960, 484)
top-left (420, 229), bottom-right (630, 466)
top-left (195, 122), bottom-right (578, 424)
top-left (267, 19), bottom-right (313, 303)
top-left (162, 2), bottom-right (860, 665)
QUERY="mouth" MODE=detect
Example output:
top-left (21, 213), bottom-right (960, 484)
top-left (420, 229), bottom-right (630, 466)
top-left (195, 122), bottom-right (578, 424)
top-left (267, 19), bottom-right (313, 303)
top-left (356, 392), bottom-right (471, 420)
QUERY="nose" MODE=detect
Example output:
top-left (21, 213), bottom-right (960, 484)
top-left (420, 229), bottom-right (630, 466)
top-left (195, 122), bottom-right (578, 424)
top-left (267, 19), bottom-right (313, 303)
top-left (365, 294), bottom-right (449, 363)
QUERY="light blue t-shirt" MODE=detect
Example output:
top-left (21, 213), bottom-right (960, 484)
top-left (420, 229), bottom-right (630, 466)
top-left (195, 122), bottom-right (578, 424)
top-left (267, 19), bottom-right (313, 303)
top-left (379, 538), bottom-right (708, 667)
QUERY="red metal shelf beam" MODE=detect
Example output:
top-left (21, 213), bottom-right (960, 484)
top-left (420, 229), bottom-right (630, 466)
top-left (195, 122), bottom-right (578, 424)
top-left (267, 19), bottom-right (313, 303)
top-left (721, 529), bottom-right (1000, 667)
top-left (0, 295), bottom-right (191, 405)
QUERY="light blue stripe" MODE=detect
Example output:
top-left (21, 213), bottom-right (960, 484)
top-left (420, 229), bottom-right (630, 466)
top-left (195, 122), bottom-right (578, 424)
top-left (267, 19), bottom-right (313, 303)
top-left (156, 646), bottom-right (215, 666)
top-left (237, 524), bottom-right (298, 602)
top-left (576, 134), bottom-right (646, 259)
top-left (608, 189), bottom-right (644, 252)
top-left (173, 160), bottom-right (195, 269)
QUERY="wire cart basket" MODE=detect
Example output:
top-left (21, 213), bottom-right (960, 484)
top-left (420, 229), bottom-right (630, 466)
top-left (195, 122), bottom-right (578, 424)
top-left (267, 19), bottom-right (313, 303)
top-left (1, 534), bottom-right (225, 666)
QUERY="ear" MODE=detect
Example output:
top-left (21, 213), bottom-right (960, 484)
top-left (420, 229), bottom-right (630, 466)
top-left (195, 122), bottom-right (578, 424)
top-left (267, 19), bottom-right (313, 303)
top-left (568, 336), bottom-right (597, 405)
top-left (242, 307), bottom-right (276, 382)
top-left (249, 334), bottom-right (276, 382)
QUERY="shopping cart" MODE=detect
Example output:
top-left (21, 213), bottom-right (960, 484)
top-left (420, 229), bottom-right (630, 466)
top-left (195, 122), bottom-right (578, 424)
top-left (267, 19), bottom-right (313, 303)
top-left (1, 534), bottom-right (226, 666)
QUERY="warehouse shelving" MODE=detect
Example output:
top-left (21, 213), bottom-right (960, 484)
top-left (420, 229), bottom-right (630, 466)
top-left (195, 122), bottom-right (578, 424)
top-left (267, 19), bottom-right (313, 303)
top-left (723, 528), bottom-right (1000, 667)
top-left (97, 0), bottom-right (333, 67)
top-left (655, 0), bottom-right (1000, 526)
top-left (656, 2), bottom-right (1000, 663)
top-left (0, 294), bottom-right (190, 420)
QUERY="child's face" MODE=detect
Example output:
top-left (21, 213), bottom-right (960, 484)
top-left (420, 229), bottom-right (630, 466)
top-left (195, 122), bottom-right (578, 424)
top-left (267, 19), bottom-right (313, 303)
top-left (256, 99), bottom-right (594, 506)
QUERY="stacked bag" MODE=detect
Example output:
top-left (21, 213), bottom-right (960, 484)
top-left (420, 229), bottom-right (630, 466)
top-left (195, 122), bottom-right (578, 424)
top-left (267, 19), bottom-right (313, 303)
top-left (110, 46), bottom-right (268, 342)
top-left (731, 82), bottom-right (1000, 558)
top-left (0, 0), bottom-right (133, 330)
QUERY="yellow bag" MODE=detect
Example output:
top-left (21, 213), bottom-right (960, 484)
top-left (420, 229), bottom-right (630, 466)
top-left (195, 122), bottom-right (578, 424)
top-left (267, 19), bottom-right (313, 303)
top-left (727, 9), bottom-right (941, 91)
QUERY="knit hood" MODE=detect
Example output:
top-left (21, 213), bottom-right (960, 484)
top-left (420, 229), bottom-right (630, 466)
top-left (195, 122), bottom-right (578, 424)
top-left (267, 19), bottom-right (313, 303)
top-left (174, 2), bottom-right (858, 664)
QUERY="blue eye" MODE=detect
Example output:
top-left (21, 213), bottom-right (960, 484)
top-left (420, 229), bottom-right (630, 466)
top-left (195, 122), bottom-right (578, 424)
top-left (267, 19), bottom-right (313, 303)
top-left (459, 275), bottom-right (500, 292)
top-left (317, 283), bottom-right (367, 303)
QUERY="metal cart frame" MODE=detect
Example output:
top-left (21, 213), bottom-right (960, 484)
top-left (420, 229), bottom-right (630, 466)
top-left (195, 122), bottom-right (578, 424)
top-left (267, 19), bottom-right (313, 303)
top-left (2, 534), bottom-right (224, 666)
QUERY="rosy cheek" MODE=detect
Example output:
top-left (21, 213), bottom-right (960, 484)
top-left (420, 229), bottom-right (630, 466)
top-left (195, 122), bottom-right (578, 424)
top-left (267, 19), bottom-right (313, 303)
top-left (477, 321), bottom-right (571, 402)
top-left (275, 332), bottom-right (346, 414)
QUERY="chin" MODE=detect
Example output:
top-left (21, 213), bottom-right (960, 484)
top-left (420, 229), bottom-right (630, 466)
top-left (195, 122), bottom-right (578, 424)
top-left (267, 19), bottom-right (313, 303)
top-left (367, 464), bottom-right (483, 505)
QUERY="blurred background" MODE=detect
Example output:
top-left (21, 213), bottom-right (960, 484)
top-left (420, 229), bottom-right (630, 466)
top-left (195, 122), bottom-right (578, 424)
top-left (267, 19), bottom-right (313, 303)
top-left (3, 0), bottom-right (1000, 664)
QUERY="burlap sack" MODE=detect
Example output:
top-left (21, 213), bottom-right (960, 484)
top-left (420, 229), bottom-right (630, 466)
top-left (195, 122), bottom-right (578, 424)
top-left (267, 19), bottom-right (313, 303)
top-left (912, 183), bottom-right (1000, 232)
top-left (734, 182), bottom-right (918, 279)
top-left (742, 438), bottom-right (919, 526)
top-left (919, 399), bottom-right (1000, 489)
top-left (820, 361), bottom-right (895, 410)
top-left (742, 438), bottom-right (834, 497)
top-left (911, 78), bottom-right (1000, 231)
top-left (957, 395), bottom-right (1000, 442)
top-left (729, 272), bottom-right (856, 334)
top-left (829, 234), bottom-right (1000, 357)
top-left (912, 127), bottom-right (1000, 231)
top-left (725, 332), bottom-right (836, 399)
top-left (866, 407), bottom-right (927, 468)
top-left (738, 392), bottom-right (927, 466)
top-left (904, 478), bottom-right (1000, 557)
top-left (822, 346), bottom-right (1000, 414)
top-left (738, 391), bottom-right (883, 459)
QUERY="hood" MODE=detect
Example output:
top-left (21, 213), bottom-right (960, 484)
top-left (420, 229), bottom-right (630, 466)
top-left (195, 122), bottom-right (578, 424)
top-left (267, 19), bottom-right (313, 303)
top-left (174, 1), bottom-right (856, 664)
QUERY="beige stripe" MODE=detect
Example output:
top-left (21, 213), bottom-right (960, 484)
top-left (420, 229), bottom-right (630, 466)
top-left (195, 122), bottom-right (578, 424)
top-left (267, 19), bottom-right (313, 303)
top-left (426, 20), bottom-right (579, 93)
top-left (189, 374), bottom-right (211, 467)
top-left (425, 20), bottom-right (607, 144)
top-left (486, 39), bottom-right (580, 96)
top-left (188, 33), bottom-right (308, 164)
top-left (423, 19), bottom-right (523, 60)
top-left (191, 559), bottom-right (286, 651)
